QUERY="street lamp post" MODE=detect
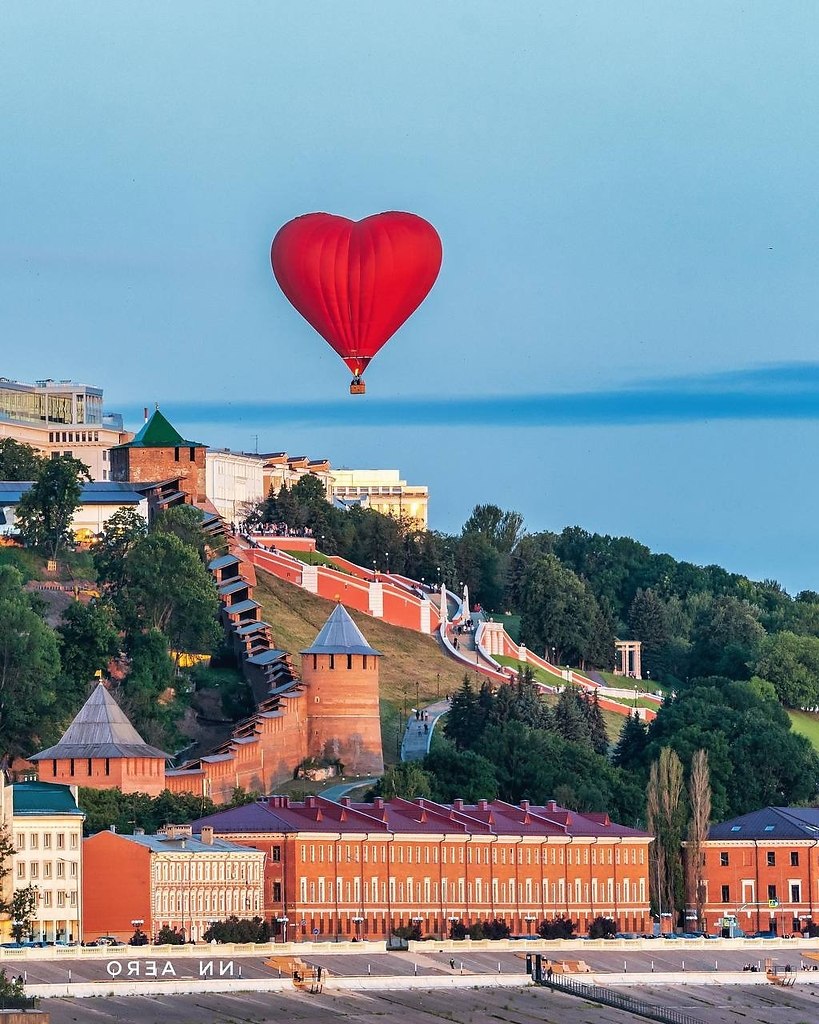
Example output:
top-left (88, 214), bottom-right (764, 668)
top-left (352, 916), bottom-right (364, 941)
top-left (385, 551), bottom-right (390, 575)
top-left (276, 916), bottom-right (290, 944)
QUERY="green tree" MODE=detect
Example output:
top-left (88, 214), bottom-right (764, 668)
top-left (156, 925), bottom-right (186, 945)
top-left (9, 886), bottom-right (38, 941)
top-left (115, 532), bottom-right (220, 656)
top-left (78, 787), bottom-right (217, 836)
top-left (15, 455), bottom-right (90, 560)
top-left (462, 504), bottom-right (525, 554)
top-left (57, 600), bottom-right (120, 706)
top-left (611, 711), bottom-right (648, 773)
top-left (553, 687), bottom-right (592, 744)
top-left (583, 690), bottom-right (610, 756)
top-left (646, 678), bottom-right (819, 819)
top-left (424, 745), bottom-right (499, 802)
top-left (646, 747), bottom-right (686, 922)
top-left (118, 629), bottom-right (177, 743)
top-left (93, 507), bottom-right (148, 596)
top-left (444, 677), bottom-right (482, 750)
top-left (376, 762), bottom-right (433, 799)
top-left (754, 631), bottom-right (819, 708)
top-left (518, 554), bottom-right (613, 668)
top-left (0, 438), bottom-right (44, 480)
top-left (153, 505), bottom-right (209, 560)
top-left (688, 596), bottom-right (765, 681)
top-left (628, 588), bottom-right (671, 679)
top-left (0, 565), bottom-right (62, 756)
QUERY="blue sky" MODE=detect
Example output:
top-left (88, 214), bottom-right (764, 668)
top-left (2, 3), bottom-right (819, 591)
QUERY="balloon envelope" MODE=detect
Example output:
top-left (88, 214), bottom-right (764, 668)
top-left (271, 212), bottom-right (442, 380)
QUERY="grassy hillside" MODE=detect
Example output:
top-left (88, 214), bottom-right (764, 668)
top-left (252, 570), bottom-right (474, 762)
top-left (788, 710), bottom-right (819, 752)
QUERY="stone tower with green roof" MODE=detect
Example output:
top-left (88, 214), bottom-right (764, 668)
top-left (109, 407), bottom-right (207, 503)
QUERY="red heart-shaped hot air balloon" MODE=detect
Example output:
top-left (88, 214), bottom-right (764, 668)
top-left (271, 212), bottom-right (442, 393)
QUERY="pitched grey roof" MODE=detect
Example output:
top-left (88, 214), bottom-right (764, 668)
top-left (301, 604), bottom-right (381, 657)
top-left (30, 684), bottom-right (169, 761)
top-left (208, 554), bottom-right (241, 571)
top-left (708, 806), bottom-right (819, 840)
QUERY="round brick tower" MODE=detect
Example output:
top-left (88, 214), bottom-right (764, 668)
top-left (300, 604), bottom-right (384, 776)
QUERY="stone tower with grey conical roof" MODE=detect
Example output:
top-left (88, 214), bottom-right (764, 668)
top-left (30, 683), bottom-right (169, 795)
top-left (301, 604), bottom-right (384, 775)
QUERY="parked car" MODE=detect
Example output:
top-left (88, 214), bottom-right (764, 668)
top-left (93, 936), bottom-right (124, 947)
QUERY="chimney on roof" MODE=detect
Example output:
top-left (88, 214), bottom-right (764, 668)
top-left (374, 797), bottom-right (384, 810)
top-left (305, 796), bottom-right (317, 808)
top-left (109, 824), bottom-right (117, 833)
top-left (520, 800), bottom-right (530, 811)
top-left (453, 799), bottom-right (464, 811)
top-left (133, 827), bottom-right (145, 836)
top-left (201, 826), bottom-right (214, 846)
top-left (340, 797), bottom-right (351, 807)
top-left (478, 799), bottom-right (488, 811)
top-left (547, 800), bottom-right (557, 812)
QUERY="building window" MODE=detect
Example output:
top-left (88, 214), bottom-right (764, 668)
top-left (791, 883), bottom-right (801, 902)
top-left (30, 863), bottom-right (38, 879)
top-left (105, 758), bottom-right (110, 775)
top-left (346, 654), bottom-right (352, 670)
top-left (767, 852), bottom-right (776, 867)
top-left (720, 852), bottom-right (729, 866)
top-left (768, 884), bottom-right (777, 901)
top-left (42, 892), bottom-right (51, 908)
top-left (87, 758), bottom-right (93, 775)
top-left (57, 833), bottom-right (64, 849)
top-left (69, 759), bottom-right (75, 777)
top-left (15, 834), bottom-right (24, 851)
top-left (43, 834), bottom-right (51, 849)
top-left (271, 845), bottom-right (281, 862)
top-left (721, 884), bottom-right (730, 903)
top-left (791, 851), bottom-right (799, 867)
top-left (30, 834), bottom-right (38, 850)
top-left (16, 862), bottom-right (25, 879)
top-left (189, 447), bottom-right (196, 462)
top-left (57, 861), bottom-right (65, 878)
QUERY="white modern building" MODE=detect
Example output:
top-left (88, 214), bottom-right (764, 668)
top-left (0, 377), bottom-right (129, 480)
top-left (331, 468), bottom-right (429, 528)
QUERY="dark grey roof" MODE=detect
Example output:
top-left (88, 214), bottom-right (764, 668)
top-left (246, 649), bottom-right (287, 666)
top-left (219, 579), bottom-right (249, 596)
top-left (0, 481), bottom-right (145, 506)
top-left (30, 684), bottom-right (169, 761)
top-left (102, 832), bottom-right (261, 855)
top-left (234, 621), bottom-right (270, 636)
top-left (708, 806), bottom-right (819, 841)
top-left (301, 604), bottom-right (381, 657)
top-left (225, 599), bottom-right (259, 615)
top-left (208, 554), bottom-right (241, 571)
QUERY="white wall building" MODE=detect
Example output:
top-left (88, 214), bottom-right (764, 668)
top-left (0, 780), bottom-right (84, 943)
top-left (331, 468), bottom-right (429, 528)
top-left (205, 450), bottom-right (266, 523)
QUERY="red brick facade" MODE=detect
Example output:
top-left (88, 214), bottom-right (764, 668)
top-left (110, 443), bottom-right (206, 503)
top-left (194, 796), bottom-right (652, 940)
top-left (698, 807), bottom-right (819, 937)
top-left (38, 753), bottom-right (166, 797)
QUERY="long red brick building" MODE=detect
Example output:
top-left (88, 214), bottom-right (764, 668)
top-left (193, 795), bottom-right (653, 940)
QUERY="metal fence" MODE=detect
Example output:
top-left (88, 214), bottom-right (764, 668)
top-left (543, 975), bottom-right (707, 1024)
top-left (0, 995), bottom-right (39, 1011)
